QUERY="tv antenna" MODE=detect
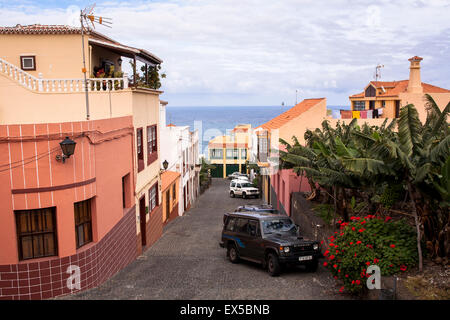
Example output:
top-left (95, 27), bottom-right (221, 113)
top-left (374, 64), bottom-right (384, 82)
top-left (80, 4), bottom-right (112, 120)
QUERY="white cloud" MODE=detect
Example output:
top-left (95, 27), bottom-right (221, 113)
top-left (0, 0), bottom-right (449, 106)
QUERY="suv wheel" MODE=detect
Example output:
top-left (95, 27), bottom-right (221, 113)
top-left (230, 191), bottom-right (235, 198)
top-left (267, 253), bottom-right (281, 276)
top-left (228, 244), bottom-right (240, 263)
top-left (305, 259), bottom-right (318, 272)
top-left (242, 192), bottom-right (247, 199)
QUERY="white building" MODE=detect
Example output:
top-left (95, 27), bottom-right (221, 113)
top-left (159, 101), bottom-right (200, 215)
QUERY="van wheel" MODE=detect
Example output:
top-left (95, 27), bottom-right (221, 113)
top-left (228, 243), bottom-right (239, 263)
top-left (267, 253), bottom-right (281, 276)
top-left (305, 259), bottom-right (318, 272)
top-left (230, 191), bottom-right (235, 198)
top-left (242, 192), bottom-right (247, 199)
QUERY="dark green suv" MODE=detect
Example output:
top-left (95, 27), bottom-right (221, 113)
top-left (220, 212), bottom-right (321, 276)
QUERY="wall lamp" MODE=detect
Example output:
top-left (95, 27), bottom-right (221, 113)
top-left (56, 137), bottom-right (76, 163)
top-left (163, 160), bottom-right (169, 170)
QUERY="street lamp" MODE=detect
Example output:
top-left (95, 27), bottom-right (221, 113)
top-left (56, 137), bottom-right (76, 163)
top-left (163, 160), bottom-right (169, 170)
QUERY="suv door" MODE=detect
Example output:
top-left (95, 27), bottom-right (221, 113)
top-left (235, 183), bottom-right (242, 196)
top-left (233, 218), bottom-right (251, 257)
top-left (246, 220), bottom-right (264, 261)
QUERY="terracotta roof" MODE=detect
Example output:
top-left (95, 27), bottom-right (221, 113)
top-left (350, 80), bottom-right (450, 99)
top-left (0, 24), bottom-right (82, 34)
top-left (256, 98), bottom-right (325, 130)
top-left (161, 170), bottom-right (180, 191)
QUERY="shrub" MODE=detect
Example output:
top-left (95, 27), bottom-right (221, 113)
top-left (323, 215), bottom-right (418, 294)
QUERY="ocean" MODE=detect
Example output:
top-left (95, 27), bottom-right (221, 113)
top-left (166, 105), bottom-right (349, 156)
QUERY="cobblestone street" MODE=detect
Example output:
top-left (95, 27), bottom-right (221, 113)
top-left (62, 179), bottom-right (343, 300)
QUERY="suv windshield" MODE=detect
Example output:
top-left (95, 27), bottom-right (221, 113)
top-left (240, 183), bottom-right (254, 188)
top-left (262, 218), bottom-right (297, 235)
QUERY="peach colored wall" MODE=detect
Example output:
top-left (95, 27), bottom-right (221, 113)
top-left (0, 116), bottom-right (134, 264)
top-left (0, 73), bottom-right (134, 124)
top-left (162, 178), bottom-right (179, 222)
top-left (278, 99), bottom-right (327, 145)
top-left (0, 34), bottom-right (88, 79)
top-left (399, 92), bottom-right (450, 123)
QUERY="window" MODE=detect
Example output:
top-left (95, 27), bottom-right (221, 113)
top-left (172, 183), bottom-right (176, 201)
top-left (20, 56), bottom-right (36, 71)
top-left (149, 183), bottom-right (159, 212)
top-left (353, 101), bottom-right (365, 111)
top-left (257, 135), bottom-right (269, 162)
top-left (74, 199), bottom-right (93, 249)
top-left (241, 149), bottom-right (247, 160)
top-left (210, 148), bottom-right (223, 159)
top-left (365, 85), bottom-right (376, 97)
top-left (226, 149), bottom-right (239, 159)
top-left (231, 182), bottom-right (236, 188)
top-left (382, 100), bottom-right (386, 108)
top-left (248, 220), bottom-right (260, 237)
top-left (122, 173), bottom-right (130, 208)
top-left (235, 218), bottom-right (249, 234)
top-left (137, 128), bottom-right (144, 172)
top-left (225, 217), bottom-right (237, 232)
top-left (15, 207), bottom-right (57, 260)
top-left (147, 125), bottom-right (158, 165)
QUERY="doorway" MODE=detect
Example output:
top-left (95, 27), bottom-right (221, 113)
top-left (139, 196), bottom-right (146, 247)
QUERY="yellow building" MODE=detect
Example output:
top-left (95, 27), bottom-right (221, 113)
top-left (348, 56), bottom-right (450, 123)
top-left (208, 124), bottom-right (251, 178)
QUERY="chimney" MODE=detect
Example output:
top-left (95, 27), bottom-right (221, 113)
top-left (407, 56), bottom-right (423, 93)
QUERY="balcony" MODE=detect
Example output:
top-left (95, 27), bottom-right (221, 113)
top-left (0, 57), bottom-right (129, 93)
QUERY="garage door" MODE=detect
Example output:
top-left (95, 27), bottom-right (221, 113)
top-left (210, 164), bottom-right (223, 178)
top-left (226, 164), bottom-right (240, 177)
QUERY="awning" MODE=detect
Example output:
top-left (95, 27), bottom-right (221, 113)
top-left (89, 38), bottom-right (162, 66)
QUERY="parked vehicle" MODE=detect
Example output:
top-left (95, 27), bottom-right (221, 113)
top-left (220, 212), bottom-right (321, 276)
top-left (229, 180), bottom-right (259, 199)
top-left (235, 204), bottom-right (278, 214)
top-left (228, 172), bottom-right (249, 180)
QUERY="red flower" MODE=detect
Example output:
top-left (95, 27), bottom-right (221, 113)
top-left (366, 261), bottom-right (371, 266)
top-left (390, 244), bottom-right (395, 248)
top-left (338, 269), bottom-right (341, 273)
top-left (360, 220), bottom-right (366, 225)
top-left (385, 216), bottom-right (392, 222)
top-left (389, 264), bottom-right (393, 267)
top-left (374, 258), bottom-right (379, 263)
top-left (323, 262), bottom-right (328, 267)
top-left (356, 280), bottom-right (361, 285)
top-left (350, 242), bottom-right (353, 245)
top-left (336, 250), bottom-right (339, 254)
top-left (329, 243), bottom-right (334, 247)
top-left (321, 240), bottom-right (324, 244)
top-left (324, 250), bottom-right (329, 256)
top-left (358, 228), bottom-right (365, 233)
top-left (345, 274), bottom-right (349, 278)
top-left (333, 264), bottom-right (337, 269)
top-left (351, 280), bottom-right (355, 284)
top-left (400, 265), bottom-right (407, 272)
top-left (354, 253), bottom-right (357, 257)
top-left (356, 241), bottom-right (362, 245)
top-left (329, 255), bottom-right (335, 260)
top-left (339, 286), bottom-right (344, 293)
top-left (352, 227), bottom-right (356, 231)
top-left (334, 276), bottom-right (338, 280)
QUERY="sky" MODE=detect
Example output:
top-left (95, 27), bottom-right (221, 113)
top-left (1, 0), bottom-right (449, 106)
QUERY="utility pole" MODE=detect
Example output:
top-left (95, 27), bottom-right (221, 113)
top-left (80, 4), bottom-right (112, 121)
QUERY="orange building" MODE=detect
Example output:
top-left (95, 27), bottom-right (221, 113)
top-left (161, 170), bottom-right (180, 225)
top-left (0, 24), bottom-right (164, 300)
top-left (348, 56), bottom-right (450, 122)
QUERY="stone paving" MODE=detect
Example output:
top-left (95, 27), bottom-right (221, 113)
top-left (61, 179), bottom-right (344, 300)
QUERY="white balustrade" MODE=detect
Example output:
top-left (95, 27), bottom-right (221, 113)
top-left (0, 57), bottom-right (129, 93)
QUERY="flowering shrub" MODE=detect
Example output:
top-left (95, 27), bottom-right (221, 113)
top-left (324, 215), bottom-right (418, 294)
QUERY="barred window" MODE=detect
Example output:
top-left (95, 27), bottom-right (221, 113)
top-left (149, 183), bottom-right (159, 212)
top-left (353, 101), bottom-right (366, 111)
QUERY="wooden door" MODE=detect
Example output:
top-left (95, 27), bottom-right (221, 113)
top-left (139, 196), bottom-right (146, 246)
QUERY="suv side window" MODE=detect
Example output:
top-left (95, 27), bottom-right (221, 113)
top-left (248, 220), bottom-right (260, 237)
top-left (231, 182), bottom-right (236, 188)
top-left (225, 217), bottom-right (237, 232)
top-left (237, 183), bottom-right (241, 188)
top-left (235, 218), bottom-right (249, 234)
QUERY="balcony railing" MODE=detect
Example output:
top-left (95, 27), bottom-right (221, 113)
top-left (0, 57), bottom-right (128, 93)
